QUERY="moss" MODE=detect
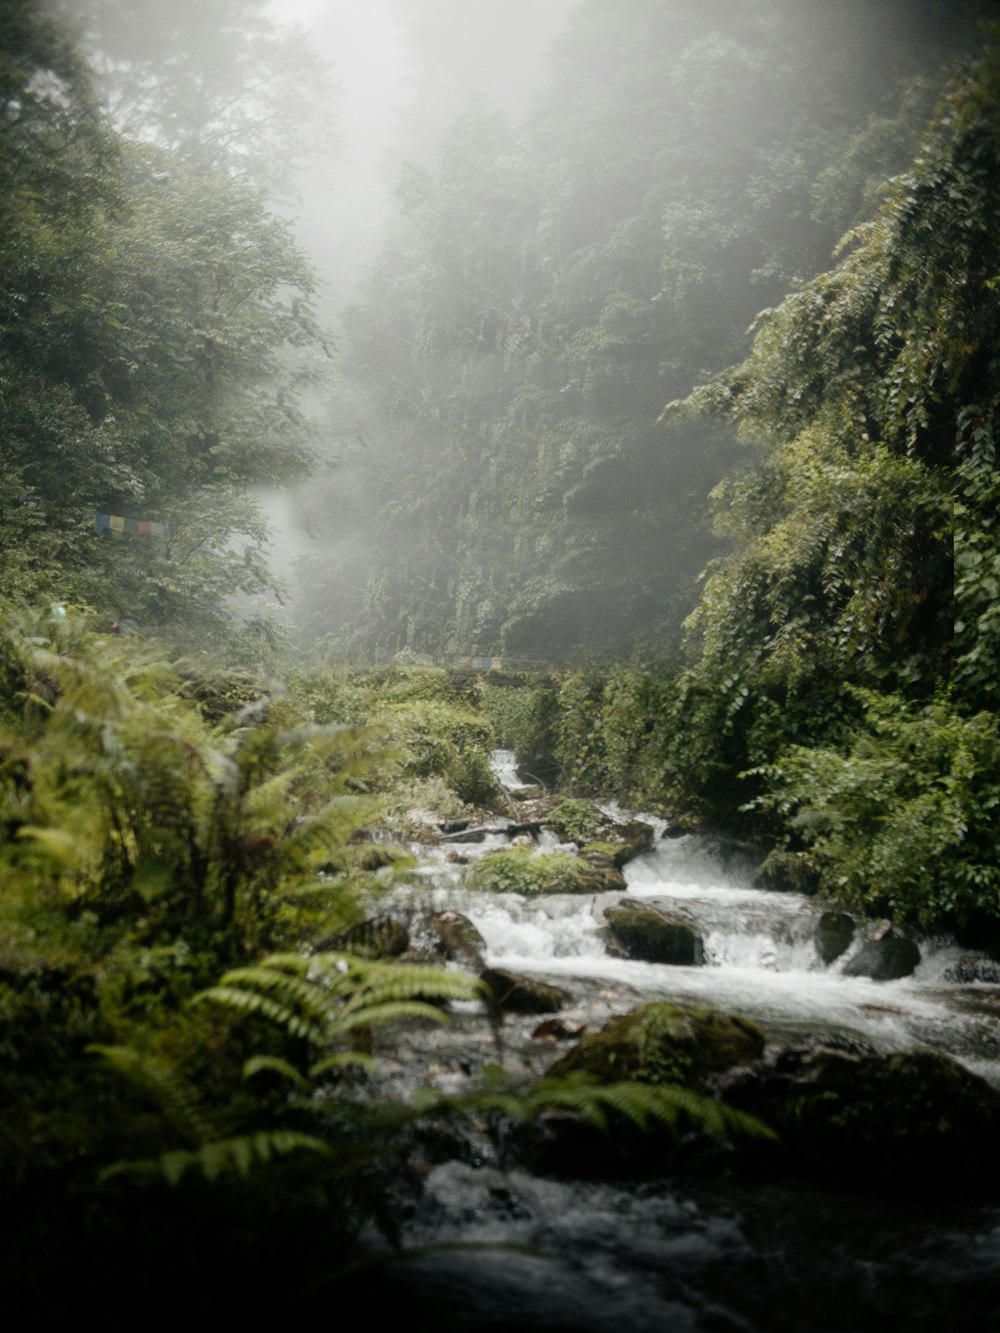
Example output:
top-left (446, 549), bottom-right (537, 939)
top-left (604, 900), bottom-right (703, 965)
top-left (467, 845), bottom-right (624, 895)
top-left (546, 1001), bottom-right (765, 1089)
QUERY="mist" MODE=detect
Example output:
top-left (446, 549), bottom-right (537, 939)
top-left (49, 0), bottom-right (991, 664)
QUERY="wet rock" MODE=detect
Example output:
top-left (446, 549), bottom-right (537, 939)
top-left (510, 785), bottom-right (543, 801)
top-left (424, 910), bottom-right (487, 970)
top-left (604, 899), bottom-right (704, 965)
top-left (480, 967), bottom-right (570, 1015)
top-left (545, 1000), bottom-right (765, 1089)
top-left (316, 915), bottom-right (409, 958)
top-left (531, 1017), bottom-right (586, 1043)
top-left (467, 846), bottom-right (625, 895)
top-left (815, 911), bottom-right (855, 966)
top-left (720, 1043), bottom-right (1000, 1195)
top-left (543, 800), bottom-right (655, 869)
top-left (843, 930), bottom-right (920, 980)
top-left (943, 955), bottom-right (1000, 985)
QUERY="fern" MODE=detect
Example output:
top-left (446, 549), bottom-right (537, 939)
top-left (195, 951), bottom-right (483, 1052)
top-left (89, 1043), bottom-right (220, 1145)
top-left (100, 1131), bottom-right (332, 1186)
top-left (411, 1066), bottom-right (777, 1145)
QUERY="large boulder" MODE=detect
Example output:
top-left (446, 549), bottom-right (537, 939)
top-left (815, 911), bottom-right (855, 966)
top-left (543, 799), bottom-right (655, 868)
top-left (943, 955), bottom-right (1000, 984)
top-left (467, 846), bottom-right (626, 895)
top-left (720, 1044), bottom-right (1000, 1194)
top-left (421, 910), bottom-right (487, 970)
top-left (604, 899), bottom-right (704, 965)
top-left (843, 929), bottom-right (920, 980)
top-left (480, 967), bottom-right (570, 1015)
top-left (545, 1000), bottom-right (765, 1089)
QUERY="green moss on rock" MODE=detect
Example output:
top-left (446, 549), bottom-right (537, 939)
top-left (467, 846), bottom-right (625, 895)
top-left (604, 899), bottom-right (704, 964)
top-left (546, 1001), bottom-right (765, 1089)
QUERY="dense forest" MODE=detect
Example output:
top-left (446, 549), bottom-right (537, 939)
top-left (4, 0), bottom-right (1000, 1322)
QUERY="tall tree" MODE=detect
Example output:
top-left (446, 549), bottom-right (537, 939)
top-left (301, 0), bottom-right (991, 661)
top-left (0, 2), bottom-right (325, 646)
top-left (60, 0), bottom-right (336, 188)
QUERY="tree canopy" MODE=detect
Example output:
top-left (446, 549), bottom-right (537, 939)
top-left (0, 0), bottom-right (328, 648)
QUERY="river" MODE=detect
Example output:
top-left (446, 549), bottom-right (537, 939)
top-left (352, 751), bottom-right (1000, 1331)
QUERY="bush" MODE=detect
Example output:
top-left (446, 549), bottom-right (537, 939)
top-left (747, 689), bottom-right (1000, 930)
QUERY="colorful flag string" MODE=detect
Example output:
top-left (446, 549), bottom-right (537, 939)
top-left (94, 513), bottom-right (169, 539)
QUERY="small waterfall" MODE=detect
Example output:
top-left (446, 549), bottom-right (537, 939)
top-left (405, 756), bottom-right (1000, 1084)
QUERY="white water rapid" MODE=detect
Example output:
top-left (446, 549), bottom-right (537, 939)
top-left (359, 751), bottom-right (1000, 1331)
top-left (403, 750), bottom-right (1000, 1085)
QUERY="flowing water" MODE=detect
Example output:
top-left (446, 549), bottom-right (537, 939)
top-left (360, 751), bottom-right (1000, 1331)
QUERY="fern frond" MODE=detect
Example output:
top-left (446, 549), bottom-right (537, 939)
top-left (308, 1051), bottom-right (376, 1078)
top-left (88, 1043), bottom-right (219, 1144)
top-left (193, 985), bottom-right (326, 1044)
top-left (242, 1055), bottom-right (310, 1088)
top-left (100, 1131), bottom-right (332, 1186)
top-left (408, 1068), bottom-right (777, 1147)
top-left (335, 1000), bottom-right (452, 1033)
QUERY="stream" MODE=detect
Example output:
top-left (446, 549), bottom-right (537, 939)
top-left (353, 751), bottom-right (1000, 1331)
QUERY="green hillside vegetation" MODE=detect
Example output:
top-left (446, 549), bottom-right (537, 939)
top-left (5, 0), bottom-right (1000, 1313)
top-left (301, 0), bottom-right (991, 662)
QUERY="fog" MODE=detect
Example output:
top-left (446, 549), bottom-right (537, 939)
top-left (62, 0), bottom-right (992, 662)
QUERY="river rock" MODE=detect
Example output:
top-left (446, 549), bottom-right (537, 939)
top-left (842, 930), bottom-right (920, 980)
top-left (815, 911), bottom-right (855, 966)
top-left (943, 955), bottom-right (1000, 985)
top-left (468, 846), bottom-right (625, 895)
top-left (315, 915), bottom-right (409, 958)
top-left (480, 967), bottom-right (569, 1014)
top-left (423, 910), bottom-right (487, 970)
top-left (541, 800), bottom-right (654, 868)
top-left (545, 1000), bottom-right (765, 1089)
top-left (720, 1043), bottom-right (1000, 1194)
top-left (604, 899), bottom-right (704, 965)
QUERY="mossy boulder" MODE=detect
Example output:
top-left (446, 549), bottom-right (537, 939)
top-left (545, 801), bottom-right (654, 868)
top-left (604, 899), bottom-right (704, 965)
top-left (843, 930), bottom-right (920, 980)
top-left (545, 1001), bottom-right (765, 1090)
top-left (480, 967), bottom-right (570, 1014)
top-left (467, 845), bottom-right (625, 895)
top-left (721, 1044), bottom-right (1000, 1194)
top-left (815, 911), bottom-right (855, 966)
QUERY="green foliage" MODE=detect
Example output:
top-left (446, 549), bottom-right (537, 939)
top-left (467, 845), bottom-right (596, 895)
top-left (0, 4), bottom-right (326, 645)
top-left (479, 682), bottom-right (561, 783)
top-left (746, 691), bottom-right (1000, 929)
top-left (645, 42), bottom-right (1000, 847)
top-left (299, 0), bottom-right (989, 662)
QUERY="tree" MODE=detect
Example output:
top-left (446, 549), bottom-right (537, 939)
top-left (303, 0), bottom-right (992, 662)
top-left (59, 0), bottom-right (336, 189)
top-left (0, 2), bottom-right (326, 645)
top-left (658, 36), bottom-right (1000, 827)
